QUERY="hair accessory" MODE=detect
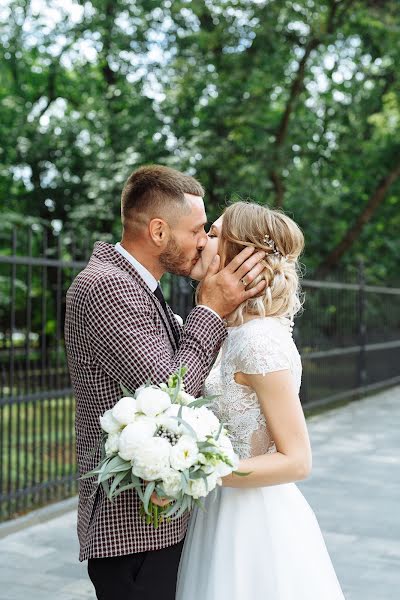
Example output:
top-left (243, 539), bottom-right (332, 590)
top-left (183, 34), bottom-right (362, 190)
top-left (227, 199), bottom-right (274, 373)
top-left (263, 233), bottom-right (285, 258)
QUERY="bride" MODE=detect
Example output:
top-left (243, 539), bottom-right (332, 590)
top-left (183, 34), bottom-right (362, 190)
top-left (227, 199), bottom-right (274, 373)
top-left (176, 201), bottom-right (345, 599)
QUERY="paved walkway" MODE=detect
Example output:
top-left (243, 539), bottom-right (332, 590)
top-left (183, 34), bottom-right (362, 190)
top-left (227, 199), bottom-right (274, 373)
top-left (1, 387), bottom-right (399, 600)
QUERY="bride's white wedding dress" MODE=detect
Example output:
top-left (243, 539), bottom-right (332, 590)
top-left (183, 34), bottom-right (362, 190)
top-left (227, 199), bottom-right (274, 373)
top-left (176, 317), bottom-right (345, 599)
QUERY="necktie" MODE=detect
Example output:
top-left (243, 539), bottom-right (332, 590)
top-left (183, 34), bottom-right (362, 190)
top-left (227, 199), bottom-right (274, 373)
top-left (153, 285), bottom-right (180, 347)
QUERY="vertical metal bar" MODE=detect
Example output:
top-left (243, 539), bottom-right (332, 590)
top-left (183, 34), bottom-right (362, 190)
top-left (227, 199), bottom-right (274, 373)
top-left (0, 365), bottom-right (4, 520)
top-left (40, 229), bottom-right (48, 504)
top-left (68, 234), bottom-right (77, 495)
top-left (61, 232), bottom-right (67, 497)
top-left (8, 228), bottom-right (17, 519)
top-left (24, 229), bottom-right (32, 511)
top-left (357, 260), bottom-right (367, 388)
top-left (31, 231), bottom-right (38, 508)
top-left (47, 237), bottom-right (53, 501)
top-left (55, 233), bottom-right (62, 497)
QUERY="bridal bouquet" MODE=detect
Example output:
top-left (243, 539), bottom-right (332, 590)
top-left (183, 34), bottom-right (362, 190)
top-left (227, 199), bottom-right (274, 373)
top-left (82, 367), bottom-right (239, 527)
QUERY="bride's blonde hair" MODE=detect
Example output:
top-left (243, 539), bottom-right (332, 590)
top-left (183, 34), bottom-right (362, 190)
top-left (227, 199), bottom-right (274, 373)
top-left (220, 201), bottom-right (304, 326)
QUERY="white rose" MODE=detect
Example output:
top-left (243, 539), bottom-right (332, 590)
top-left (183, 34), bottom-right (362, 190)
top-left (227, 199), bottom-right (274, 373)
top-left (217, 434), bottom-right (237, 460)
top-left (215, 434), bottom-right (239, 475)
top-left (188, 471), bottom-right (220, 499)
top-left (215, 460), bottom-right (235, 477)
top-left (118, 419), bottom-right (157, 461)
top-left (170, 435), bottom-right (199, 471)
top-left (105, 432), bottom-right (121, 457)
top-left (161, 468), bottom-right (182, 498)
top-left (132, 437), bottom-right (171, 481)
top-left (174, 313), bottom-right (184, 326)
top-left (136, 387), bottom-right (171, 417)
top-left (100, 410), bottom-right (121, 434)
top-left (112, 396), bottom-right (137, 426)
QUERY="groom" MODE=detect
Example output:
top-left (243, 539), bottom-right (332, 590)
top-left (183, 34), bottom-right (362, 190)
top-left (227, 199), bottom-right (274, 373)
top-left (64, 164), bottom-right (266, 600)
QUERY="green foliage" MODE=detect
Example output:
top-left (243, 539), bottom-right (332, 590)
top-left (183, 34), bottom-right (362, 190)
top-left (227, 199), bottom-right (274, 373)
top-left (1, 0), bottom-right (399, 282)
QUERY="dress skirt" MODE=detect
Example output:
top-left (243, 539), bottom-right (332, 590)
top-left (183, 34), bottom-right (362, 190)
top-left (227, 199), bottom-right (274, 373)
top-left (176, 483), bottom-right (345, 599)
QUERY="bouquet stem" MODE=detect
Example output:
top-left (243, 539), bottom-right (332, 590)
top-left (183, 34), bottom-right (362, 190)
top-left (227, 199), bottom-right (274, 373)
top-left (140, 501), bottom-right (172, 528)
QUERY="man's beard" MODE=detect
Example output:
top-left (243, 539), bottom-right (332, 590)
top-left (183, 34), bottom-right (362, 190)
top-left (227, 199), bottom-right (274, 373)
top-left (159, 235), bottom-right (197, 277)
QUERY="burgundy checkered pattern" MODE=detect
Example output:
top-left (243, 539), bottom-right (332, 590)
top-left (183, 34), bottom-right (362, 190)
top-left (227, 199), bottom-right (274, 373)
top-left (64, 242), bottom-right (226, 561)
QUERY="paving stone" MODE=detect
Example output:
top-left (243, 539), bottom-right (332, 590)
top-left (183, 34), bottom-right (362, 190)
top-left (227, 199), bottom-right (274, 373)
top-left (0, 386), bottom-right (399, 600)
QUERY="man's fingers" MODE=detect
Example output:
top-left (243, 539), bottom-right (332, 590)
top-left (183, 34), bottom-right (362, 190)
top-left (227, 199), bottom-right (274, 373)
top-left (205, 254), bottom-right (220, 277)
top-left (224, 246), bottom-right (256, 274)
top-left (235, 251), bottom-right (266, 282)
top-left (243, 279), bottom-right (267, 299)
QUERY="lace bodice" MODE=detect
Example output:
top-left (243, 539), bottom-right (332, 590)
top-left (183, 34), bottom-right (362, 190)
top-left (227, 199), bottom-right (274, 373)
top-left (204, 317), bottom-right (302, 460)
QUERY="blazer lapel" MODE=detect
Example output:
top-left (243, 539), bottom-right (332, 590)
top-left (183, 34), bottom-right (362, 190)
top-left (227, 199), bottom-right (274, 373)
top-left (91, 242), bottom-right (179, 351)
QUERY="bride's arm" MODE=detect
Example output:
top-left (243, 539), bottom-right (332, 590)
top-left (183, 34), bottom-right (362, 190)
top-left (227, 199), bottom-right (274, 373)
top-left (222, 370), bottom-right (312, 488)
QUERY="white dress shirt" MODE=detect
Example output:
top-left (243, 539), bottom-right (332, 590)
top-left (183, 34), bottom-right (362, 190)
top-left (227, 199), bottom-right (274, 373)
top-left (114, 242), bottom-right (222, 322)
top-left (115, 242), bottom-right (158, 292)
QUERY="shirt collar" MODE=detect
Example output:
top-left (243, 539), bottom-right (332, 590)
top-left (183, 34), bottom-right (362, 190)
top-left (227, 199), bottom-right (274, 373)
top-left (114, 242), bottom-right (158, 292)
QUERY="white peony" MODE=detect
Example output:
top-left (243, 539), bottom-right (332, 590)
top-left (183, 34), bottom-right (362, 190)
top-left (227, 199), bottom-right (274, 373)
top-left (105, 432), bottom-right (121, 457)
top-left (161, 468), bottom-right (182, 498)
top-left (192, 406), bottom-right (220, 441)
top-left (165, 405), bottom-right (196, 436)
top-left (159, 403), bottom-right (188, 434)
top-left (112, 396), bottom-right (137, 426)
top-left (170, 435), bottom-right (199, 471)
top-left (118, 419), bottom-right (157, 461)
top-left (131, 437), bottom-right (171, 481)
top-left (136, 386), bottom-right (171, 417)
top-left (100, 410), bottom-right (121, 434)
top-left (174, 405), bottom-right (219, 441)
top-left (188, 471), bottom-right (220, 499)
top-left (176, 390), bottom-right (195, 406)
top-left (134, 384), bottom-right (146, 398)
top-left (156, 413), bottom-right (181, 435)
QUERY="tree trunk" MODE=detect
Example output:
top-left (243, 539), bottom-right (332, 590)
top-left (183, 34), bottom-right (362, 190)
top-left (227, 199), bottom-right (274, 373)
top-left (316, 159), bottom-right (400, 277)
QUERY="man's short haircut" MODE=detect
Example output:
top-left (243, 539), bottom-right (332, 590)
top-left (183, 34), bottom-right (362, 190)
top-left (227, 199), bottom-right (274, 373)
top-left (121, 165), bottom-right (205, 230)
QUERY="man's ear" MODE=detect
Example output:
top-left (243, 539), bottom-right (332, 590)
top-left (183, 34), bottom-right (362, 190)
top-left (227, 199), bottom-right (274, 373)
top-left (149, 218), bottom-right (169, 247)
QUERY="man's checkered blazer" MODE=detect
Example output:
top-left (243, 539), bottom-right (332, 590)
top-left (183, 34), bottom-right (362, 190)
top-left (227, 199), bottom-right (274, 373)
top-left (64, 242), bottom-right (227, 561)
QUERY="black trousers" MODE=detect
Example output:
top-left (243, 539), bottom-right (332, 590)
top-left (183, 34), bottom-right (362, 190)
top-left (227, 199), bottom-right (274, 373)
top-left (87, 540), bottom-right (184, 600)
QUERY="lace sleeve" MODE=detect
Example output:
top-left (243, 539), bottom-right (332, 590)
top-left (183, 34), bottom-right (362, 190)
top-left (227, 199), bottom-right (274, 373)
top-left (234, 330), bottom-right (291, 376)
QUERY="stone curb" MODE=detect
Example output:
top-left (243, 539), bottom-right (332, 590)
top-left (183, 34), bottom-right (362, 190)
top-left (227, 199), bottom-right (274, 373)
top-left (0, 496), bottom-right (78, 539)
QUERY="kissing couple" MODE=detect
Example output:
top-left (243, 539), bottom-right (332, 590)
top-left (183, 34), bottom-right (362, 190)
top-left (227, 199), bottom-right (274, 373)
top-left (65, 165), bottom-right (345, 599)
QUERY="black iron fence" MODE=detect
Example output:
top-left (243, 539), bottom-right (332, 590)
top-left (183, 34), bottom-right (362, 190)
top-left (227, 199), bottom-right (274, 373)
top-left (0, 226), bottom-right (399, 521)
top-left (299, 277), bottom-right (400, 407)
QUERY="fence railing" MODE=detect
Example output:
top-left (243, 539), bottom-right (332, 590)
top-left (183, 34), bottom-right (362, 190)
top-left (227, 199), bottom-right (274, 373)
top-left (0, 227), bottom-right (399, 522)
top-left (299, 275), bottom-right (400, 407)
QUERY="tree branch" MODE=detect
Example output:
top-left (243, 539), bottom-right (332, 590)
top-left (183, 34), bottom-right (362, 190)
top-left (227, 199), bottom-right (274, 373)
top-left (269, 0), bottom-right (347, 208)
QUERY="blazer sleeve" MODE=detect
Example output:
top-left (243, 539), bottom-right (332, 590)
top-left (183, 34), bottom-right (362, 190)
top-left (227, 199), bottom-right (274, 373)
top-left (85, 273), bottom-right (227, 397)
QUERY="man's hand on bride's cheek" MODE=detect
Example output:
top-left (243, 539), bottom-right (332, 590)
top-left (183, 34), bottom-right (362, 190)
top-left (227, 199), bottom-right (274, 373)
top-left (198, 247), bottom-right (267, 318)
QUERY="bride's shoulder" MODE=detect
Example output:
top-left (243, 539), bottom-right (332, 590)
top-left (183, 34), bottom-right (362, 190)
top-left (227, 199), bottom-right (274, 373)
top-left (226, 317), bottom-right (296, 375)
top-left (228, 316), bottom-right (293, 340)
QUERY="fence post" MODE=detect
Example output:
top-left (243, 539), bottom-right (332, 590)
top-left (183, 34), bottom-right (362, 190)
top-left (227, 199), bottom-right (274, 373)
top-left (357, 259), bottom-right (367, 388)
